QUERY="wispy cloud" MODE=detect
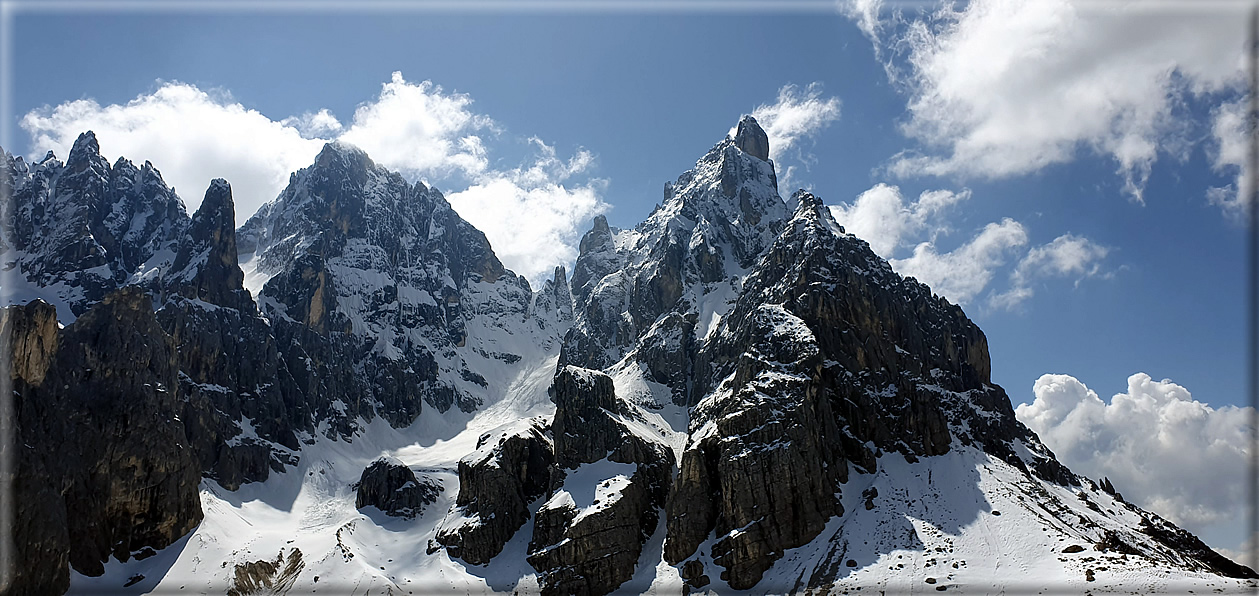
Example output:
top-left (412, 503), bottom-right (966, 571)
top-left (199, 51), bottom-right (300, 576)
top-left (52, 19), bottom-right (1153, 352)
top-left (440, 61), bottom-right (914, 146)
top-left (830, 183), bottom-right (1109, 307)
top-left (890, 217), bottom-right (1028, 305)
top-left (447, 138), bottom-right (606, 283)
top-left (1206, 97), bottom-right (1251, 219)
top-left (990, 233), bottom-right (1109, 310)
top-left (829, 183), bottom-right (968, 258)
top-left (739, 83), bottom-right (841, 194)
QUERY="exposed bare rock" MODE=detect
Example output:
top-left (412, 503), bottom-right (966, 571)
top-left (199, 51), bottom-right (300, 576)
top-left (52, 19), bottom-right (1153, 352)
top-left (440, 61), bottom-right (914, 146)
top-left (733, 115), bottom-right (770, 162)
top-left (437, 418), bottom-right (554, 565)
top-left (527, 469), bottom-right (658, 596)
top-left (4, 289), bottom-right (202, 593)
top-left (166, 179), bottom-right (251, 311)
top-left (227, 548), bottom-right (304, 596)
top-left (527, 366), bottom-right (675, 596)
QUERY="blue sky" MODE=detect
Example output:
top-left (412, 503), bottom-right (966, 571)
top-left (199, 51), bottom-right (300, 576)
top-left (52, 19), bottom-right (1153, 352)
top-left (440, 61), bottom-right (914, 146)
top-left (3, 1), bottom-right (1253, 559)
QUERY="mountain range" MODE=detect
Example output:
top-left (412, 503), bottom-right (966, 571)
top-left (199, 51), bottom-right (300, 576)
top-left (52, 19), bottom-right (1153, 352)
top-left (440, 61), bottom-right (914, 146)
top-left (1, 116), bottom-right (1254, 595)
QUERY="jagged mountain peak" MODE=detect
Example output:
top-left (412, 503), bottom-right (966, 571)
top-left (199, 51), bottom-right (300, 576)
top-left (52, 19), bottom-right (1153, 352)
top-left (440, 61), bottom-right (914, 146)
top-left (563, 117), bottom-right (790, 373)
top-left (166, 178), bottom-right (249, 309)
top-left (65, 130), bottom-right (104, 171)
top-left (312, 139), bottom-right (372, 171)
top-left (37, 149), bottom-right (60, 168)
top-left (2, 132), bottom-right (191, 320)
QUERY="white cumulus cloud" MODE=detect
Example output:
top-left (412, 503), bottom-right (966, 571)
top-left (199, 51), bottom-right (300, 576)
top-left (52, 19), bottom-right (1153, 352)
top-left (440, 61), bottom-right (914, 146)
top-left (890, 217), bottom-right (1028, 304)
top-left (447, 139), bottom-right (606, 284)
top-left (338, 72), bottom-right (494, 181)
top-left (830, 184), bottom-right (1109, 307)
top-left (829, 183), bottom-right (968, 258)
top-left (1017, 373), bottom-right (1254, 560)
top-left (852, 0), bottom-right (1247, 207)
top-left (17, 72), bottom-right (608, 286)
top-left (20, 83), bottom-right (326, 223)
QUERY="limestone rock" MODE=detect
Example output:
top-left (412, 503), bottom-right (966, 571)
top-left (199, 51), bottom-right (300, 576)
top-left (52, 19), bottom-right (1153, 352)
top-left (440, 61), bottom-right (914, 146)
top-left (166, 179), bottom-right (251, 311)
top-left (5, 289), bottom-right (202, 593)
top-left (527, 469), bottom-right (657, 596)
top-left (527, 366), bottom-right (675, 596)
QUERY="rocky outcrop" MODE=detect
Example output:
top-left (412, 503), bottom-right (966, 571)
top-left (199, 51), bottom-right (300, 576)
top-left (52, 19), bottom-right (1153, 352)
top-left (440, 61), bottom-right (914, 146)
top-left (437, 418), bottom-right (554, 565)
top-left (664, 301), bottom-right (846, 589)
top-left (527, 470), bottom-right (659, 596)
top-left (227, 548), bottom-right (304, 596)
top-left (630, 312), bottom-right (696, 405)
top-left (526, 366), bottom-right (675, 596)
top-left (1137, 515), bottom-right (1258, 579)
top-left (4, 289), bottom-right (203, 594)
top-left (533, 265), bottom-right (576, 349)
top-left (354, 458), bottom-right (442, 519)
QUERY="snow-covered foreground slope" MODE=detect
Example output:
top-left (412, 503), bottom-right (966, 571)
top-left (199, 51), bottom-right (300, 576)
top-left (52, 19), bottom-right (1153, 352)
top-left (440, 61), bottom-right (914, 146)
top-left (70, 398), bottom-right (1257, 595)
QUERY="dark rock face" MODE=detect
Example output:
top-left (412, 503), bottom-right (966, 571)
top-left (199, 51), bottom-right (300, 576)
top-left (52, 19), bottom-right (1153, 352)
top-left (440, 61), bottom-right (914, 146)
top-left (167, 179), bottom-right (251, 311)
top-left (526, 366), bottom-right (675, 596)
top-left (1136, 515), bottom-right (1258, 579)
top-left (437, 418), bottom-right (554, 565)
top-left (632, 312), bottom-right (696, 405)
top-left (354, 458), bottom-right (442, 519)
top-left (550, 366), bottom-right (627, 465)
top-left (155, 181), bottom-right (305, 490)
top-left (4, 289), bottom-right (203, 593)
top-left (227, 547), bottom-right (304, 596)
top-left (157, 295), bottom-right (302, 490)
top-left (527, 472), bottom-right (657, 596)
top-left (664, 301), bottom-right (846, 588)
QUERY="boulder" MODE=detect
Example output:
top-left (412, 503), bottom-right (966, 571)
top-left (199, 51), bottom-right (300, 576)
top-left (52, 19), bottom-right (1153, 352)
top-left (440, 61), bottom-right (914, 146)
top-left (354, 458), bottom-right (442, 519)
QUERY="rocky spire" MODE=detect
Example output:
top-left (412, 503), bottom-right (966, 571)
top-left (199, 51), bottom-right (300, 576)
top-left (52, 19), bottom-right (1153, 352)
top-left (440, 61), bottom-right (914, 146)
top-left (168, 179), bottom-right (250, 310)
top-left (733, 115), bottom-right (770, 162)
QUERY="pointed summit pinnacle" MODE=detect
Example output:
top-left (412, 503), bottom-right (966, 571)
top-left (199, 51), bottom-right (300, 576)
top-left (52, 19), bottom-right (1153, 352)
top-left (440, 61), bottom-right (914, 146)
top-left (66, 130), bottom-right (105, 173)
top-left (734, 115), bottom-right (770, 162)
